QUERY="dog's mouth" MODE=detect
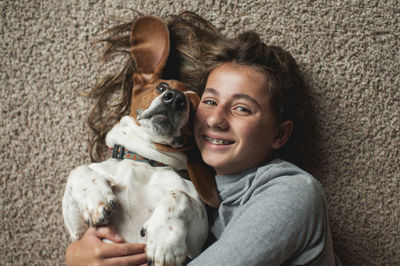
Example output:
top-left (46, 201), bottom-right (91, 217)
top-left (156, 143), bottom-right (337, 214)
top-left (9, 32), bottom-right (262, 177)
top-left (140, 107), bottom-right (176, 123)
top-left (150, 113), bottom-right (170, 127)
top-left (138, 110), bottom-right (174, 123)
top-left (137, 107), bottom-right (187, 143)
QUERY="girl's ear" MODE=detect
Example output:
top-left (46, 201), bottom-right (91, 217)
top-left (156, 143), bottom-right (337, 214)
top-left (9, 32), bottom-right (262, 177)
top-left (271, 120), bottom-right (293, 150)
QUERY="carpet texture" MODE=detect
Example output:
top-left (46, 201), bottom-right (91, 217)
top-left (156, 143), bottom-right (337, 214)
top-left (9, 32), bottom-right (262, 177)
top-left (1, 0), bottom-right (399, 265)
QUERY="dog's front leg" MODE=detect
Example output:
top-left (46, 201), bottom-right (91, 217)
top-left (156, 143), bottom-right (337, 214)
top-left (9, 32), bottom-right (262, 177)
top-left (142, 190), bottom-right (207, 266)
top-left (62, 165), bottom-right (118, 241)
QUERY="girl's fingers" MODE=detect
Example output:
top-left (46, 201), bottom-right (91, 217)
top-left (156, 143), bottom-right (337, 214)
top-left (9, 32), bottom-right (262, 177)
top-left (86, 226), bottom-right (147, 265)
top-left (94, 226), bottom-right (124, 243)
top-left (100, 243), bottom-right (147, 258)
top-left (103, 251), bottom-right (147, 266)
top-left (66, 227), bottom-right (147, 266)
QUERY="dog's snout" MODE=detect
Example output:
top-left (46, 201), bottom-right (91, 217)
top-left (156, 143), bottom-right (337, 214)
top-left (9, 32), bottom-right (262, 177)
top-left (163, 91), bottom-right (174, 102)
top-left (162, 90), bottom-right (186, 110)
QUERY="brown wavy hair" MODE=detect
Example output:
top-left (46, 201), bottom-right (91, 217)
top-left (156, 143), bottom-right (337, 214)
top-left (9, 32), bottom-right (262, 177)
top-left (87, 11), bottom-right (313, 168)
top-left (87, 11), bottom-right (227, 161)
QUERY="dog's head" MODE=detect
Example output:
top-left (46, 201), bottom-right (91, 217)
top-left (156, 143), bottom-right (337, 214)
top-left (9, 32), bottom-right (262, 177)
top-left (130, 78), bottom-right (200, 149)
top-left (129, 16), bottom-right (200, 149)
top-left (128, 16), bottom-right (220, 208)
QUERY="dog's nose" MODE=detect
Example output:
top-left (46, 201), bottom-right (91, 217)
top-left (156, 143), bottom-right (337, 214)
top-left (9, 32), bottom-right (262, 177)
top-left (162, 90), bottom-right (186, 110)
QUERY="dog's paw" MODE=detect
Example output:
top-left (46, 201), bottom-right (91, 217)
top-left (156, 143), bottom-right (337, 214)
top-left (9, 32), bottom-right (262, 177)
top-left (142, 190), bottom-right (195, 266)
top-left (69, 170), bottom-right (118, 226)
top-left (81, 180), bottom-right (118, 226)
top-left (82, 195), bottom-right (118, 226)
top-left (143, 217), bottom-right (188, 266)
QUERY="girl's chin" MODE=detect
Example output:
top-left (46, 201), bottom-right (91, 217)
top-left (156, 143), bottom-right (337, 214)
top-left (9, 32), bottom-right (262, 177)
top-left (202, 156), bottom-right (230, 173)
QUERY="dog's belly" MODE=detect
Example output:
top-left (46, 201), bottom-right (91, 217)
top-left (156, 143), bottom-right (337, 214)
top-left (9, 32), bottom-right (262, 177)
top-left (110, 189), bottom-right (154, 243)
top-left (106, 159), bottom-right (196, 243)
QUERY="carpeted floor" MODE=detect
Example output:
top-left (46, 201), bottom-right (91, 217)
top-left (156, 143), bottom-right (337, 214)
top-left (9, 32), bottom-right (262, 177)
top-left (1, 0), bottom-right (399, 265)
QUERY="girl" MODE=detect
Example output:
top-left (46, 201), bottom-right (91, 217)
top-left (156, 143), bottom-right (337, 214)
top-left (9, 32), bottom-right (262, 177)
top-left (66, 12), bottom-right (340, 266)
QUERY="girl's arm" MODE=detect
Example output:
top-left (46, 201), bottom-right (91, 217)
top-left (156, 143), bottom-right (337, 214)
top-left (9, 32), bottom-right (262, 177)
top-left (65, 226), bottom-right (147, 266)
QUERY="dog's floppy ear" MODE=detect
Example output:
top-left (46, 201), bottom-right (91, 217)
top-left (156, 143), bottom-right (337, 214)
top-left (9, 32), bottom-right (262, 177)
top-left (130, 16), bottom-right (170, 82)
top-left (186, 91), bottom-right (201, 112)
top-left (186, 148), bottom-right (221, 208)
top-left (185, 91), bottom-right (221, 208)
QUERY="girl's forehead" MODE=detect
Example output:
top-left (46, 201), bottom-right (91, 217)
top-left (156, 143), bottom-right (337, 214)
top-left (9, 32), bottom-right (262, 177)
top-left (211, 62), bottom-right (264, 76)
top-left (206, 62), bottom-right (270, 97)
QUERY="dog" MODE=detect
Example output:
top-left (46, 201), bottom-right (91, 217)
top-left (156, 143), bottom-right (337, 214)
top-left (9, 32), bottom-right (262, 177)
top-left (62, 15), bottom-right (220, 265)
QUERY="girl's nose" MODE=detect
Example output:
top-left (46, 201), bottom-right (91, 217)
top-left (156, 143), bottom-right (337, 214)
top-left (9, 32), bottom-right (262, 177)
top-left (207, 106), bottom-right (229, 130)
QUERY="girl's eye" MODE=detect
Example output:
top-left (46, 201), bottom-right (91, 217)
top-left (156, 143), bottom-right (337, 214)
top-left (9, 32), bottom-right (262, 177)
top-left (203, 99), bottom-right (217, 106)
top-left (234, 106), bottom-right (251, 114)
top-left (156, 82), bottom-right (169, 93)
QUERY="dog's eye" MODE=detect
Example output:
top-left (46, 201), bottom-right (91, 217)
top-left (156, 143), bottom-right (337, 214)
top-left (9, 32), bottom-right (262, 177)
top-left (156, 82), bottom-right (169, 93)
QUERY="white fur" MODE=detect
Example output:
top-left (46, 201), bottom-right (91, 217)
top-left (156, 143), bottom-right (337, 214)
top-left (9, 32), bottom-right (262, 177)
top-left (106, 116), bottom-right (187, 170)
top-left (62, 113), bottom-right (208, 265)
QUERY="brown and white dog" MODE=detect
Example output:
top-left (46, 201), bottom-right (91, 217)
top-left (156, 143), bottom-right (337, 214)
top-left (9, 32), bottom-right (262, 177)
top-left (62, 16), bottom-right (220, 265)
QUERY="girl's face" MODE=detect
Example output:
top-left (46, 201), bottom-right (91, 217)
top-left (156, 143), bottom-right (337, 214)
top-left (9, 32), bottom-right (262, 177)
top-left (194, 62), bottom-right (288, 175)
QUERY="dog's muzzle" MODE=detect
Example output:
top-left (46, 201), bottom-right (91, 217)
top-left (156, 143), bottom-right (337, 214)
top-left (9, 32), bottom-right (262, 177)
top-left (136, 88), bottom-right (190, 143)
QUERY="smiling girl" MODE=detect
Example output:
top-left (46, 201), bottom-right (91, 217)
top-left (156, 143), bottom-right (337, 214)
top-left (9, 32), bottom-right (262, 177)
top-left (194, 62), bottom-right (293, 175)
top-left (65, 12), bottom-right (340, 266)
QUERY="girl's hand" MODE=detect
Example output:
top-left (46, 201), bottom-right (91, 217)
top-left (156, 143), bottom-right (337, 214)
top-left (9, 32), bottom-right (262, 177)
top-left (65, 226), bottom-right (147, 266)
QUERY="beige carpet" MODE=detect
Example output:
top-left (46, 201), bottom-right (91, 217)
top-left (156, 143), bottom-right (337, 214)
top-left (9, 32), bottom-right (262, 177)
top-left (1, 0), bottom-right (399, 265)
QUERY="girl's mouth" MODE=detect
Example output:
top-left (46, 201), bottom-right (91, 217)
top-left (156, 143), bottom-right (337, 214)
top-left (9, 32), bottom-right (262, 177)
top-left (203, 135), bottom-right (234, 145)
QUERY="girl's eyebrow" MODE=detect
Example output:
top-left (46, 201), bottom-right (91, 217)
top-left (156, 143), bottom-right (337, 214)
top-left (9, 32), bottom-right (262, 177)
top-left (232, 93), bottom-right (261, 109)
top-left (204, 88), bottom-right (261, 109)
top-left (203, 87), bottom-right (219, 95)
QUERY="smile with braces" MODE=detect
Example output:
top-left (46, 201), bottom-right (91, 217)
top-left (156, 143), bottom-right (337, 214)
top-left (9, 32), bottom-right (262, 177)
top-left (204, 135), bottom-right (234, 145)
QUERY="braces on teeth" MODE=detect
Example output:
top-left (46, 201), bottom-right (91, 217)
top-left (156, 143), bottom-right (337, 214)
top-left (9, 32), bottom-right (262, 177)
top-left (206, 136), bottom-right (231, 145)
